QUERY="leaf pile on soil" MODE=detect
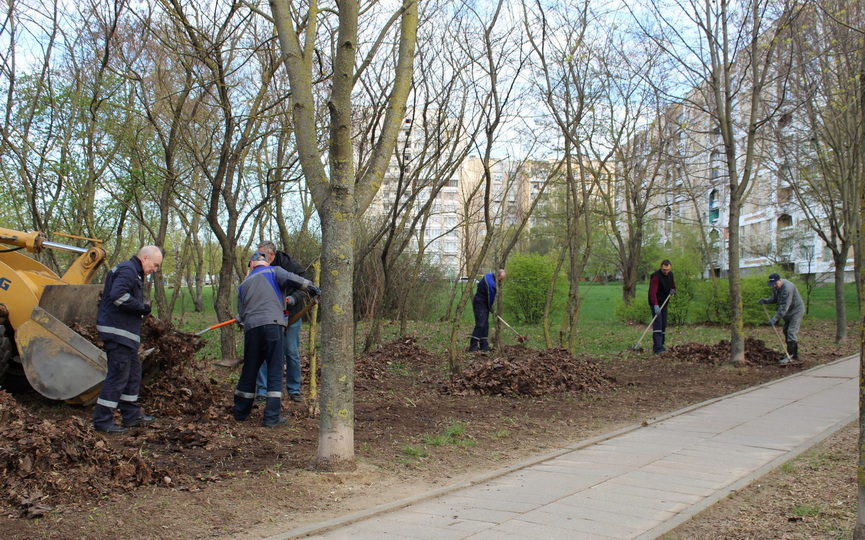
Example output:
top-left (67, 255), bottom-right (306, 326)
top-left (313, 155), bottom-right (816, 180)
top-left (666, 337), bottom-right (784, 365)
top-left (1, 318), bottom-right (213, 518)
top-left (446, 345), bottom-right (616, 396)
top-left (355, 336), bottom-right (443, 382)
top-left (71, 316), bottom-right (207, 385)
top-left (0, 390), bottom-right (168, 519)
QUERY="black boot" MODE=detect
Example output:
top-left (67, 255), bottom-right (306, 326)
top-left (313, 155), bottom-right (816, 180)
top-left (789, 340), bottom-right (798, 360)
top-left (652, 332), bottom-right (665, 354)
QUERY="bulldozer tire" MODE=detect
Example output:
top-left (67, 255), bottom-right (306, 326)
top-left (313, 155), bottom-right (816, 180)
top-left (0, 325), bottom-right (35, 394)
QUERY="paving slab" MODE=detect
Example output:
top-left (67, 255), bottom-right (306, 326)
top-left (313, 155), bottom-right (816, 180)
top-left (268, 355), bottom-right (858, 540)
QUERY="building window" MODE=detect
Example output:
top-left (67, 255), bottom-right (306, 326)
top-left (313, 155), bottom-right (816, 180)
top-left (709, 189), bottom-right (719, 223)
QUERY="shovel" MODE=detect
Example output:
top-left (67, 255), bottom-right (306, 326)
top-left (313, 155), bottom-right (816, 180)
top-left (213, 295), bottom-right (320, 367)
top-left (761, 303), bottom-right (796, 365)
top-left (496, 314), bottom-right (527, 343)
top-left (629, 294), bottom-right (671, 351)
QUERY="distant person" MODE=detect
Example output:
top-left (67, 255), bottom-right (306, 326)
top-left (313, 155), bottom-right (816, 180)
top-left (233, 251), bottom-right (320, 428)
top-left (253, 241), bottom-right (314, 404)
top-left (469, 269), bottom-right (506, 352)
top-left (93, 245), bottom-right (164, 434)
top-left (648, 260), bottom-right (676, 354)
top-left (759, 273), bottom-right (804, 364)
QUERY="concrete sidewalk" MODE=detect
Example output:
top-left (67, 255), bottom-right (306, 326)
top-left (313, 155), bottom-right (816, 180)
top-left (271, 355), bottom-right (858, 540)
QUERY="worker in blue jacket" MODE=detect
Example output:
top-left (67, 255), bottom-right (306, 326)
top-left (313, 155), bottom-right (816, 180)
top-left (92, 245), bottom-right (163, 434)
top-left (469, 269), bottom-right (506, 352)
top-left (232, 251), bottom-right (320, 428)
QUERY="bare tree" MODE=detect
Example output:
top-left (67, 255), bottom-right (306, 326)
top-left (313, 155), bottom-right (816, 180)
top-left (631, 0), bottom-right (801, 365)
top-left (157, 0), bottom-right (283, 362)
top-left (442, 0), bottom-right (529, 369)
top-left (269, 0), bottom-right (418, 469)
top-left (766, 1), bottom-right (863, 344)
top-left (354, 18), bottom-right (479, 351)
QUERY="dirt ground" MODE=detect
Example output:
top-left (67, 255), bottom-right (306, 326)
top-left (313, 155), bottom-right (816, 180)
top-left (0, 320), bottom-right (858, 539)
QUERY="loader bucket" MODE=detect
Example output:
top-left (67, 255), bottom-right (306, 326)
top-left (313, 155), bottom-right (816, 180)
top-left (16, 306), bottom-right (107, 402)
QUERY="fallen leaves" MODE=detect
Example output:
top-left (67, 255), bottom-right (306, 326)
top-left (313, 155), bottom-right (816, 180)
top-left (446, 346), bottom-right (616, 397)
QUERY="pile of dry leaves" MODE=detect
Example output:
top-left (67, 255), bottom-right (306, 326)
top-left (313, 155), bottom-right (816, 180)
top-left (0, 318), bottom-right (213, 518)
top-left (446, 345), bottom-right (616, 397)
top-left (355, 336), bottom-right (443, 382)
top-left (0, 390), bottom-right (169, 518)
top-left (666, 337), bottom-right (784, 365)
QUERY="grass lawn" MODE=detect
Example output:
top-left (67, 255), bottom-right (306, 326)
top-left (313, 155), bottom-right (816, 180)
top-left (157, 278), bottom-right (858, 363)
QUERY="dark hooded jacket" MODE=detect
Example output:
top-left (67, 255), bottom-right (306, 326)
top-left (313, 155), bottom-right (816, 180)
top-left (271, 251), bottom-right (310, 319)
top-left (96, 256), bottom-right (150, 349)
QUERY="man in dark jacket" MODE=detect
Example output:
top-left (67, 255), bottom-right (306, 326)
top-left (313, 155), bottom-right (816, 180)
top-left (253, 240), bottom-right (314, 403)
top-left (759, 273), bottom-right (805, 364)
top-left (648, 260), bottom-right (676, 354)
top-left (469, 269), bottom-right (506, 352)
top-left (92, 245), bottom-right (163, 434)
top-left (234, 251), bottom-right (320, 428)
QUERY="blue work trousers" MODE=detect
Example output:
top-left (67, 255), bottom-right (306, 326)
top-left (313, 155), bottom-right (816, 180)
top-left (255, 319), bottom-right (301, 396)
top-left (92, 341), bottom-right (143, 427)
top-left (233, 324), bottom-right (284, 425)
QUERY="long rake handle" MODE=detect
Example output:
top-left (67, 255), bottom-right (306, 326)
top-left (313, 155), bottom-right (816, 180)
top-left (196, 295), bottom-right (320, 337)
top-left (631, 294), bottom-right (671, 349)
top-left (496, 314), bottom-right (522, 337)
top-left (762, 303), bottom-right (794, 363)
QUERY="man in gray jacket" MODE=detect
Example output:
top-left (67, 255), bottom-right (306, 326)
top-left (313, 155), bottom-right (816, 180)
top-left (758, 273), bottom-right (804, 364)
top-left (232, 251), bottom-right (320, 427)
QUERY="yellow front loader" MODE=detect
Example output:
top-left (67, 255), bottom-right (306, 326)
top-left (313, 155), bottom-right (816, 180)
top-left (0, 227), bottom-right (108, 404)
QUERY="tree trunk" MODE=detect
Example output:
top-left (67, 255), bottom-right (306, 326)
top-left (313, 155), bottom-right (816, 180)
top-left (856, 126), bottom-right (865, 538)
top-left (316, 203), bottom-right (356, 470)
top-left (834, 251), bottom-right (848, 344)
top-left (727, 197), bottom-right (746, 366)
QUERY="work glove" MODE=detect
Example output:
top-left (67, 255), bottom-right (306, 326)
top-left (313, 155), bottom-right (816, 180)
top-left (768, 317), bottom-right (777, 326)
top-left (758, 298), bottom-right (766, 305)
top-left (141, 303), bottom-right (152, 316)
top-left (653, 305), bottom-right (660, 315)
top-left (669, 289), bottom-right (676, 296)
top-left (307, 285), bottom-right (322, 298)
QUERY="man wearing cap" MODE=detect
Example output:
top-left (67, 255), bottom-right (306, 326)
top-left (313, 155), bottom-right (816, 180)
top-left (233, 251), bottom-right (321, 428)
top-left (253, 240), bottom-right (313, 404)
top-left (758, 273), bottom-right (804, 363)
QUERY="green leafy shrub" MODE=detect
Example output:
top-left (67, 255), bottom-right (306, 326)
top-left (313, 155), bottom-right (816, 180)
top-left (688, 270), bottom-right (802, 325)
top-left (502, 253), bottom-right (557, 324)
top-left (693, 278), bottom-right (730, 323)
top-left (614, 298), bottom-right (650, 324)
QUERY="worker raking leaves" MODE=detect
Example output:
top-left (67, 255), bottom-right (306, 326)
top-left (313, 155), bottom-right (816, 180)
top-left (231, 251), bottom-right (320, 428)
top-left (758, 273), bottom-right (804, 365)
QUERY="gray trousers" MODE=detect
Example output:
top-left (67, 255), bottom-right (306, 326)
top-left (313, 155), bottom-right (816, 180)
top-left (782, 310), bottom-right (803, 342)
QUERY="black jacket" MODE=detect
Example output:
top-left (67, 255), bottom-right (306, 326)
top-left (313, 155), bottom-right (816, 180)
top-left (648, 269), bottom-right (675, 308)
top-left (272, 251), bottom-right (309, 319)
top-left (96, 256), bottom-right (150, 348)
